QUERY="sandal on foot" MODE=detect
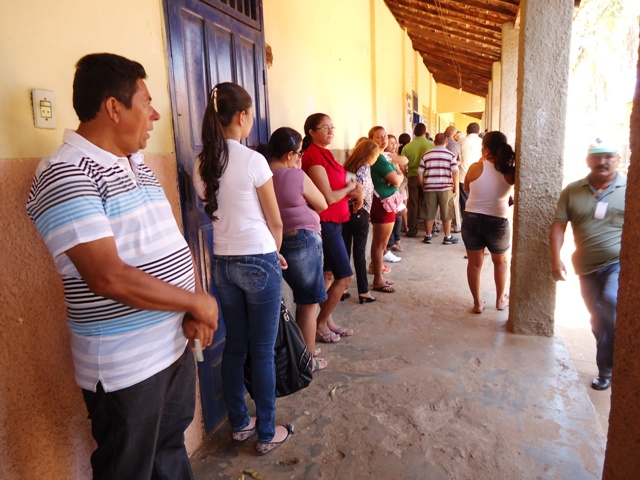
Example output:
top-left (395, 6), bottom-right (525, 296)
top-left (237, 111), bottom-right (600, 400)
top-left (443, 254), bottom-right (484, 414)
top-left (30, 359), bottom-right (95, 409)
top-left (312, 357), bottom-right (327, 372)
top-left (232, 421), bottom-right (257, 442)
top-left (331, 326), bottom-right (353, 337)
top-left (371, 284), bottom-right (396, 293)
top-left (256, 424), bottom-right (294, 455)
top-left (317, 331), bottom-right (341, 343)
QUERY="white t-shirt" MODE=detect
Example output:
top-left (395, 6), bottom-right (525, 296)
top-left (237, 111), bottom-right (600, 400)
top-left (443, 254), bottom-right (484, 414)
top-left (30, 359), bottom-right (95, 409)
top-left (193, 139), bottom-right (277, 255)
top-left (459, 133), bottom-right (483, 182)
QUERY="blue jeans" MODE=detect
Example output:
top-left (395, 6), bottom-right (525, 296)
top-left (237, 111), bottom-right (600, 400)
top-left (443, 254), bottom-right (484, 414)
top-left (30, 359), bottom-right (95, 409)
top-left (281, 229), bottom-right (328, 305)
top-left (213, 252), bottom-right (282, 442)
top-left (579, 262), bottom-right (619, 379)
top-left (82, 347), bottom-right (195, 480)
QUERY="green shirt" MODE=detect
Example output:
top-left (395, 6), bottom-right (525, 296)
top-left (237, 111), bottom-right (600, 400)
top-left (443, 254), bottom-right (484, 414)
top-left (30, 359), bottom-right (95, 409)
top-left (371, 154), bottom-right (398, 199)
top-left (402, 136), bottom-right (434, 177)
top-left (554, 174), bottom-right (626, 275)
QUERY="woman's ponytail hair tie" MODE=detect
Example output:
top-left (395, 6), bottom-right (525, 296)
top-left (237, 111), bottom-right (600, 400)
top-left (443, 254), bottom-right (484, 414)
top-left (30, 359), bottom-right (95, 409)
top-left (210, 87), bottom-right (218, 113)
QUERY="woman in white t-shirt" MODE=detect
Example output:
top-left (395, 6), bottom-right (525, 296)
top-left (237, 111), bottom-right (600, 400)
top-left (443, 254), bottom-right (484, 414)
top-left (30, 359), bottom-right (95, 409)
top-left (193, 83), bottom-right (292, 455)
top-left (462, 131), bottom-right (515, 314)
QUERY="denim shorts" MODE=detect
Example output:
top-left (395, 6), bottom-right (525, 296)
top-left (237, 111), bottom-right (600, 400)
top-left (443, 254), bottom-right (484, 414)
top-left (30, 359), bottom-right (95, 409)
top-left (461, 211), bottom-right (511, 254)
top-left (281, 229), bottom-right (329, 305)
top-left (320, 221), bottom-right (353, 279)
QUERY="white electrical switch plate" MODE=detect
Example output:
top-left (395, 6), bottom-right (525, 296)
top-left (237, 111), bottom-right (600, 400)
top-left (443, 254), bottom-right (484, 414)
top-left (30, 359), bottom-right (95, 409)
top-left (31, 89), bottom-right (56, 129)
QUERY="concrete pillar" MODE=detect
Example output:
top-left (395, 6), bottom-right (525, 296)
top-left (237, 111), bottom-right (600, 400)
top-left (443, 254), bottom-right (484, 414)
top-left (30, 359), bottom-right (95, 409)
top-left (500, 23), bottom-right (519, 146)
top-left (603, 42), bottom-right (640, 480)
top-left (491, 61), bottom-right (501, 131)
top-left (485, 81), bottom-right (492, 129)
top-left (508, 0), bottom-right (573, 335)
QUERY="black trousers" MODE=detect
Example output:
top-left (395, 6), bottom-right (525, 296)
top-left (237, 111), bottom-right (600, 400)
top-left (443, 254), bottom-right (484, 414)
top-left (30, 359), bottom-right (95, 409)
top-left (82, 347), bottom-right (196, 480)
top-left (342, 209), bottom-right (370, 295)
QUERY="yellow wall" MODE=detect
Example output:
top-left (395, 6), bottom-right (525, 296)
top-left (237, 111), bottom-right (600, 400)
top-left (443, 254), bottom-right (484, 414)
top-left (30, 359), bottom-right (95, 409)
top-left (263, 0), bottom-right (434, 151)
top-left (264, 0), bottom-right (374, 151)
top-left (436, 83), bottom-right (486, 116)
top-left (0, 0), bottom-right (174, 160)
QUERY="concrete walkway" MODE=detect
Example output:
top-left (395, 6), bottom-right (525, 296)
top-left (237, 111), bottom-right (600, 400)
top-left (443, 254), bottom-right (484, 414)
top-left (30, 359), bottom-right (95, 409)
top-left (190, 230), bottom-right (607, 480)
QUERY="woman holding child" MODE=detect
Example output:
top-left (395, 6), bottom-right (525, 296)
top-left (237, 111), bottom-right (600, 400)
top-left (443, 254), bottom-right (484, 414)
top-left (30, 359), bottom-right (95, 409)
top-left (368, 126), bottom-right (405, 294)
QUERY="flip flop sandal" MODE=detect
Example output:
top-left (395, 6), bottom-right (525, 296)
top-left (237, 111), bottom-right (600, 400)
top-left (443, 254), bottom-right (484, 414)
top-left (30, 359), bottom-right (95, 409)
top-left (331, 326), bottom-right (353, 337)
top-left (312, 357), bottom-right (327, 372)
top-left (317, 331), bottom-right (341, 343)
top-left (256, 424), bottom-right (294, 455)
top-left (371, 284), bottom-right (396, 293)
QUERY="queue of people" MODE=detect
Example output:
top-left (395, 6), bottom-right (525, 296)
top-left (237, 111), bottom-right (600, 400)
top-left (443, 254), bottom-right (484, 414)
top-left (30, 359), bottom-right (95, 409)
top-left (29, 52), bottom-right (620, 476)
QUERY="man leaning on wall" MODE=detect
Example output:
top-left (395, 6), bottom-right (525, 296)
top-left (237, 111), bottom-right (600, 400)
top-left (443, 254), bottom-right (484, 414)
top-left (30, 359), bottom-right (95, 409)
top-left (25, 53), bottom-right (218, 479)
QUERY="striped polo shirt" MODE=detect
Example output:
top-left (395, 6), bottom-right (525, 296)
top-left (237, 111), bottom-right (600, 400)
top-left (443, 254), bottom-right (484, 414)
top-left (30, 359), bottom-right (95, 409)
top-left (418, 146), bottom-right (459, 191)
top-left (26, 130), bottom-right (195, 392)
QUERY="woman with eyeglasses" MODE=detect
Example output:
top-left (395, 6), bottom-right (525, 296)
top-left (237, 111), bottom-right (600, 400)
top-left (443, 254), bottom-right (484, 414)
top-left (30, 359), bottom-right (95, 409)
top-left (193, 83), bottom-right (292, 454)
top-left (368, 126), bottom-right (405, 294)
top-left (301, 113), bottom-right (362, 343)
top-left (266, 127), bottom-right (329, 371)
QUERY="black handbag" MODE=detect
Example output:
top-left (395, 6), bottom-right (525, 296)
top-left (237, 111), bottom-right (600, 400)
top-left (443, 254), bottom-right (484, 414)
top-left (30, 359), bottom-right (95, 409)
top-left (244, 299), bottom-right (313, 398)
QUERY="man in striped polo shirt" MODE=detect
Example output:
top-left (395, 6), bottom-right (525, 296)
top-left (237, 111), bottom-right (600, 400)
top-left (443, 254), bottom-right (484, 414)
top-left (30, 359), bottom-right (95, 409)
top-left (26, 53), bottom-right (218, 479)
top-left (417, 133), bottom-right (460, 245)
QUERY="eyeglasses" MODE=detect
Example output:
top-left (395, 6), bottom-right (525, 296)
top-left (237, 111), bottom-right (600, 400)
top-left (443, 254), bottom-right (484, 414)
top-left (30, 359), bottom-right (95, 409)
top-left (291, 150), bottom-right (303, 158)
top-left (315, 125), bottom-right (335, 132)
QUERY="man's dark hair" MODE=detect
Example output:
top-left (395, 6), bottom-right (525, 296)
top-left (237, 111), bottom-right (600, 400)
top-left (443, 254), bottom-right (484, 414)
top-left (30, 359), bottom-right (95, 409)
top-left (413, 123), bottom-right (427, 136)
top-left (466, 122), bottom-right (480, 134)
top-left (73, 53), bottom-right (147, 122)
top-left (434, 133), bottom-right (447, 146)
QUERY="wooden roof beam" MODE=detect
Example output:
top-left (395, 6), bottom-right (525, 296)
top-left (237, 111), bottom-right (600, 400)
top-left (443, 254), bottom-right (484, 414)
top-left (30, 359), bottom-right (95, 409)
top-left (392, 0), bottom-right (514, 25)
top-left (409, 33), bottom-right (502, 58)
top-left (385, 0), bottom-right (504, 35)
top-left (391, 10), bottom-right (502, 44)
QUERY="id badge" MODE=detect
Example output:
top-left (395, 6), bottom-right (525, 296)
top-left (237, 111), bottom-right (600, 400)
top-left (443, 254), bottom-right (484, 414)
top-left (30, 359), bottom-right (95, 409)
top-left (594, 202), bottom-right (608, 220)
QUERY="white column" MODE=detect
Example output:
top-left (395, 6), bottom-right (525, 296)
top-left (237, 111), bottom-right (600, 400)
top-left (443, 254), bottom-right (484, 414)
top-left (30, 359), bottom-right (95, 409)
top-left (500, 23), bottom-right (519, 146)
top-left (491, 61), bottom-right (502, 131)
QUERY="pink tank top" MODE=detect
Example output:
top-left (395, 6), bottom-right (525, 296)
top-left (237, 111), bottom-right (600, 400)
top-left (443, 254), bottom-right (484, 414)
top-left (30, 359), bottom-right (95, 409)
top-left (272, 168), bottom-right (321, 233)
top-left (465, 161), bottom-right (513, 218)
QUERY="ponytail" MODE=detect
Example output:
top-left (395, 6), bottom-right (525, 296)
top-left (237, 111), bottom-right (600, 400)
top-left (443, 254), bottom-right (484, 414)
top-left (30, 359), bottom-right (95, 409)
top-left (482, 131), bottom-right (515, 176)
top-left (198, 83), bottom-right (253, 221)
top-left (302, 113), bottom-right (329, 152)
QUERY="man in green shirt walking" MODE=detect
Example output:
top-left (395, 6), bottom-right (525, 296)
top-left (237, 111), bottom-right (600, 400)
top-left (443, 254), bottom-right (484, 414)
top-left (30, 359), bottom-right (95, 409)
top-left (550, 138), bottom-right (625, 391)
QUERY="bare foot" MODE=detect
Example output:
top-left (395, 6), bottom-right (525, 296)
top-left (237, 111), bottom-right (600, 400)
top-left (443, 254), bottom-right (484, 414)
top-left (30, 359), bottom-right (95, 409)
top-left (497, 294), bottom-right (509, 311)
top-left (472, 301), bottom-right (485, 314)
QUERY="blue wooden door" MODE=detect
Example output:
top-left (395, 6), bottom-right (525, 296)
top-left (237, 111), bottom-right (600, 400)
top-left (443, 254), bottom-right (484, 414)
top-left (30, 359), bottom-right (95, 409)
top-left (163, 0), bottom-right (269, 432)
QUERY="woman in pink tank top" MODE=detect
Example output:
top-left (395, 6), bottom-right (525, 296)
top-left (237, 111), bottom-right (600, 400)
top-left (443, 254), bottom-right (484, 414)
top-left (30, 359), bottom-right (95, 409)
top-left (462, 131), bottom-right (516, 314)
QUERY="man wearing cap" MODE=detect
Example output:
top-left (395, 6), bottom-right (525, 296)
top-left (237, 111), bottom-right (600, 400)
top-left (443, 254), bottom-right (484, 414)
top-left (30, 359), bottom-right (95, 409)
top-left (550, 138), bottom-right (625, 391)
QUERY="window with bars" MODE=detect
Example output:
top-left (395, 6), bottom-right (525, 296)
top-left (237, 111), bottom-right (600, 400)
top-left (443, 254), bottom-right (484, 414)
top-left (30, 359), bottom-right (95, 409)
top-left (219, 0), bottom-right (257, 21)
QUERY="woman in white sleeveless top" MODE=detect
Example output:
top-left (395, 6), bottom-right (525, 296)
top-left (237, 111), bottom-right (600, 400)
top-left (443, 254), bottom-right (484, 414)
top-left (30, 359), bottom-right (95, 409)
top-left (462, 131), bottom-right (516, 314)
